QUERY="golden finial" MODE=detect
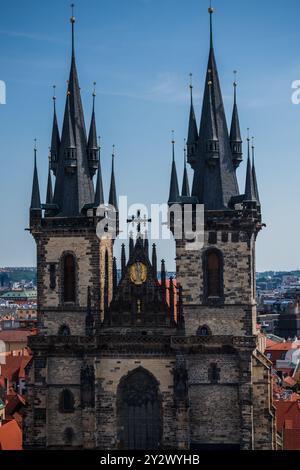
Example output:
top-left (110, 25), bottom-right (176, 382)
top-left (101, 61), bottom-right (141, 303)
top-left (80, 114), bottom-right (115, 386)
top-left (171, 130), bottom-right (175, 144)
top-left (70, 3), bottom-right (75, 23)
top-left (233, 70), bottom-right (237, 87)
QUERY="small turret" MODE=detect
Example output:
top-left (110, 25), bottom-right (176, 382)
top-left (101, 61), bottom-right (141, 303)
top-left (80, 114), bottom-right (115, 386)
top-left (168, 134), bottom-right (180, 204)
top-left (87, 83), bottom-right (99, 177)
top-left (30, 141), bottom-right (41, 227)
top-left (230, 72), bottom-right (243, 169)
top-left (187, 74), bottom-right (199, 168)
top-left (108, 146), bottom-right (118, 211)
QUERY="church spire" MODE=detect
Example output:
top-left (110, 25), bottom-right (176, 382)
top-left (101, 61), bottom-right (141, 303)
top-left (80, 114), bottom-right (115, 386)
top-left (121, 244), bottom-right (126, 278)
top-left (94, 136), bottom-right (104, 207)
top-left (30, 141), bottom-right (41, 211)
top-left (30, 139), bottom-right (42, 225)
top-left (109, 146), bottom-right (118, 210)
top-left (50, 86), bottom-right (60, 176)
top-left (205, 69), bottom-right (219, 164)
top-left (191, 5), bottom-right (239, 210)
top-left (252, 137), bottom-right (260, 204)
top-left (46, 152), bottom-right (53, 205)
top-left (244, 132), bottom-right (256, 202)
top-left (230, 71), bottom-right (243, 169)
top-left (168, 132), bottom-right (180, 204)
top-left (187, 74), bottom-right (198, 167)
top-left (87, 83), bottom-right (99, 177)
top-left (152, 244), bottom-right (157, 280)
top-left (52, 7), bottom-right (94, 216)
top-left (181, 143), bottom-right (190, 197)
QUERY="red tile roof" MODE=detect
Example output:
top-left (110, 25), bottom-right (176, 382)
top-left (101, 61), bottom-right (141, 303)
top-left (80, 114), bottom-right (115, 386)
top-left (266, 343), bottom-right (294, 352)
top-left (0, 419), bottom-right (22, 450)
top-left (0, 330), bottom-right (35, 343)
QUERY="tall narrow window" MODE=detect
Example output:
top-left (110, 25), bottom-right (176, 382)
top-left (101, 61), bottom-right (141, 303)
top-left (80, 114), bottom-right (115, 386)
top-left (204, 249), bottom-right (223, 299)
top-left (59, 389), bottom-right (75, 413)
top-left (63, 254), bottom-right (76, 303)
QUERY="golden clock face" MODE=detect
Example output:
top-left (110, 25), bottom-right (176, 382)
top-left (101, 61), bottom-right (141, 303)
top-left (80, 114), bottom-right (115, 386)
top-left (130, 262), bottom-right (147, 285)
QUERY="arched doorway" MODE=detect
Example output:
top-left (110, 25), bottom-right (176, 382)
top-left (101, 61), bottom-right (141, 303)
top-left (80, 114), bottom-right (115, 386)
top-left (117, 368), bottom-right (162, 450)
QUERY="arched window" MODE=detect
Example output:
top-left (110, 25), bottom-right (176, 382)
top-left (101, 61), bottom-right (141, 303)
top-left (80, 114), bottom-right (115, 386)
top-left (204, 249), bottom-right (223, 299)
top-left (197, 325), bottom-right (211, 337)
top-left (63, 254), bottom-right (76, 303)
top-left (59, 389), bottom-right (75, 413)
top-left (117, 368), bottom-right (162, 450)
top-left (58, 324), bottom-right (71, 336)
top-left (63, 427), bottom-right (74, 444)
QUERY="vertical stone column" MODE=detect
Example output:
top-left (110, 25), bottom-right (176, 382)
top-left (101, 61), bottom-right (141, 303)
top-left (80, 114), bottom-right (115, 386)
top-left (238, 350), bottom-right (254, 450)
top-left (173, 354), bottom-right (190, 449)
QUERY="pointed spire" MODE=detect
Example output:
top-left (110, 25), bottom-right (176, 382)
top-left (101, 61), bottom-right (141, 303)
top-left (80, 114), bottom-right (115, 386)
top-left (109, 145), bottom-right (118, 210)
top-left (52, 7), bottom-right (94, 216)
top-left (129, 233), bottom-right (134, 259)
top-left (94, 136), bottom-right (104, 207)
top-left (87, 83), bottom-right (99, 177)
top-left (62, 88), bottom-right (76, 150)
top-left (191, 5), bottom-right (239, 209)
top-left (30, 140), bottom-right (41, 211)
top-left (181, 142), bottom-right (190, 197)
top-left (50, 86), bottom-right (60, 176)
top-left (144, 231), bottom-right (149, 259)
top-left (205, 69), bottom-right (219, 163)
top-left (251, 137), bottom-right (260, 204)
top-left (244, 131), bottom-right (256, 202)
top-left (168, 132), bottom-right (180, 204)
top-left (187, 74), bottom-right (198, 165)
top-left (230, 71), bottom-right (243, 169)
top-left (121, 244), bottom-right (126, 278)
top-left (152, 244), bottom-right (157, 279)
top-left (113, 257), bottom-right (118, 297)
top-left (46, 152), bottom-right (53, 205)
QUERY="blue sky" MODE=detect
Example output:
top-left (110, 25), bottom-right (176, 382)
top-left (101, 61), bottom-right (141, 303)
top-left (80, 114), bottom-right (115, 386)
top-left (0, 0), bottom-right (300, 271)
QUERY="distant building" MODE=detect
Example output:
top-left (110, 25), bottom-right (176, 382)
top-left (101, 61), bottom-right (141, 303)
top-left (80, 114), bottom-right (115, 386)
top-left (0, 290), bottom-right (37, 306)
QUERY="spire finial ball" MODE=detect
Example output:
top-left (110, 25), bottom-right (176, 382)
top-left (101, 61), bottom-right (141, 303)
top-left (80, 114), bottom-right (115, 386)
top-left (208, 6), bottom-right (214, 14)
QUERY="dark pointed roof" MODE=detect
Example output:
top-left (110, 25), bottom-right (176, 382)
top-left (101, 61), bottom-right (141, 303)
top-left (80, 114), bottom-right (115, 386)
top-left (252, 139), bottom-right (260, 204)
top-left (88, 92), bottom-right (98, 152)
top-left (108, 150), bottom-right (118, 210)
top-left (52, 16), bottom-right (94, 216)
top-left (50, 92), bottom-right (60, 174)
top-left (168, 139), bottom-right (180, 204)
top-left (187, 80), bottom-right (198, 149)
top-left (94, 141), bottom-right (104, 207)
top-left (244, 138), bottom-right (256, 202)
top-left (191, 8), bottom-right (239, 210)
top-left (230, 81), bottom-right (242, 147)
top-left (30, 147), bottom-right (41, 210)
top-left (181, 147), bottom-right (190, 197)
top-left (46, 157), bottom-right (53, 204)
